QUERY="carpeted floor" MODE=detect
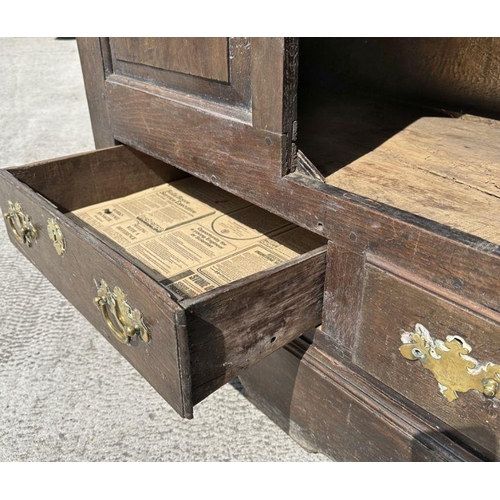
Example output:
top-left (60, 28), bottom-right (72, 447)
top-left (0, 37), bottom-right (329, 461)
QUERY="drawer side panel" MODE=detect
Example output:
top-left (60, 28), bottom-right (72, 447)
top-left (185, 247), bottom-right (327, 405)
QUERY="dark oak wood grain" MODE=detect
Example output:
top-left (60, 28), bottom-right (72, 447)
top-left (76, 38), bottom-right (500, 306)
top-left (80, 37), bottom-right (298, 181)
top-left (240, 338), bottom-right (480, 461)
top-left (285, 174), bottom-right (500, 315)
top-left (1, 146), bottom-right (326, 417)
top-left (251, 38), bottom-right (297, 134)
top-left (354, 260), bottom-right (500, 459)
top-left (45, 38), bottom-right (500, 460)
top-left (298, 93), bottom-right (500, 245)
top-left (299, 38), bottom-right (500, 118)
top-left (106, 78), bottom-right (284, 179)
top-left (183, 247), bottom-right (326, 404)
top-left (10, 145), bottom-right (187, 212)
top-left (79, 38), bottom-right (500, 309)
top-left (108, 38), bottom-right (252, 112)
top-left (122, 144), bottom-right (500, 320)
top-left (322, 243), bottom-right (365, 354)
top-left (0, 166), bottom-right (192, 417)
top-left (111, 38), bottom-right (230, 82)
top-left (77, 38), bottom-right (115, 149)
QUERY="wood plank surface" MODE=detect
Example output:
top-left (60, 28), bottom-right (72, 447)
top-left (298, 93), bottom-right (500, 245)
top-left (322, 243), bottom-right (366, 353)
top-left (9, 145), bottom-right (187, 212)
top-left (108, 38), bottom-right (252, 112)
top-left (299, 38), bottom-right (500, 117)
top-left (327, 114), bottom-right (500, 244)
top-left (5, 147), bottom-right (328, 413)
top-left (107, 76), bottom-right (282, 160)
top-left (75, 39), bottom-right (500, 395)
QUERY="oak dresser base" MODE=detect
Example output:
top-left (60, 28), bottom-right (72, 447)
top-left (239, 335), bottom-right (484, 462)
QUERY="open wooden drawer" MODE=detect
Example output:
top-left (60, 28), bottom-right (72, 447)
top-left (0, 145), bottom-right (326, 418)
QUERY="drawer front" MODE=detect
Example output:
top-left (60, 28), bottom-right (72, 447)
top-left (0, 170), bottom-right (192, 418)
top-left (354, 260), bottom-right (500, 458)
top-left (0, 146), bottom-right (327, 418)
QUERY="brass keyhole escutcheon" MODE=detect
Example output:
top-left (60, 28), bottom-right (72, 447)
top-left (400, 323), bottom-right (500, 402)
top-left (47, 218), bottom-right (66, 256)
top-left (3, 200), bottom-right (38, 247)
top-left (94, 280), bottom-right (149, 345)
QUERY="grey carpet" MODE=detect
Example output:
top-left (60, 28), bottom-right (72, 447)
top-left (0, 37), bottom-right (328, 461)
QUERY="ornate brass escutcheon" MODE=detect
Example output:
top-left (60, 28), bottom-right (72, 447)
top-left (93, 280), bottom-right (149, 345)
top-left (3, 200), bottom-right (38, 246)
top-left (400, 323), bottom-right (500, 402)
top-left (47, 218), bottom-right (66, 256)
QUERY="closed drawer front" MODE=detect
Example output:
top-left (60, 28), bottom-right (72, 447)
top-left (0, 146), bottom-right (326, 418)
top-left (353, 257), bottom-right (500, 458)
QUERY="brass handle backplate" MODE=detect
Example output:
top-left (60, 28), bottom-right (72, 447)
top-left (4, 200), bottom-right (38, 246)
top-left (400, 323), bottom-right (500, 402)
top-left (94, 280), bottom-right (149, 345)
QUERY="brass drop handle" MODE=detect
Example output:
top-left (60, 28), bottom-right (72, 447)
top-left (94, 280), bottom-right (149, 345)
top-left (4, 200), bottom-right (38, 246)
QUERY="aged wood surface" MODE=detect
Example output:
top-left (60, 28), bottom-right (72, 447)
top-left (78, 39), bottom-right (500, 316)
top-left (125, 151), bottom-right (500, 322)
top-left (297, 92), bottom-right (442, 176)
top-left (111, 37), bottom-right (230, 82)
top-left (251, 38), bottom-right (296, 134)
top-left (78, 39), bottom-right (500, 319)
top-left (353, 261), bottom-right (500, 459)
top-left (240, 337), bottom-right (480, 461)
top-left (78, 40), bottom-right (500, 450)
top-left (0, 168), bottom-right (192, 418)
top-left (322, 110), bottom-right (500, 244)
top-left (76, 37), bottom-right (297, 180)
top-left (183, 246), bottom-right (326, 404)
top-left (322, 243), bottom-right (365, 354)
top-left (106, 78), bottom-right (284, 175)
top-left (299, 38), bottom-right (500, 117)
top-left (10, 145), bottom-right (186, 212)
top-left (70, 38), bottom-right (500, 459)
top-left (77, 38), bottom-right (115, 149)
top-left (108, 38), bottom-right (251, 112)
top-left (2, 147), bottom-right (328, 414)
top-left (287, 173), bottom-right (500, 315)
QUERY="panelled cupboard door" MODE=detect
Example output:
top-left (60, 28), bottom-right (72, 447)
top-left (77, 37), bottom-right (297, 178)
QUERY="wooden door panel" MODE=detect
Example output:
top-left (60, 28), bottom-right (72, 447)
top-left (111, 37), bottom-right (230, 82)
top-left (78, 37), bottom-right (296, 180)
top-left (107, 37), bottom-right (251, 110)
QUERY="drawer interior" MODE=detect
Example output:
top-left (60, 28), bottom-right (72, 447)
top-left (6, 146), bottom-right (327, 412)
top-left (11, 146), bottom-right (326, 300)
top-left (68, 177), bottom-right (325, 301)
top-left (297, 38), bottom-right (500, 245)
